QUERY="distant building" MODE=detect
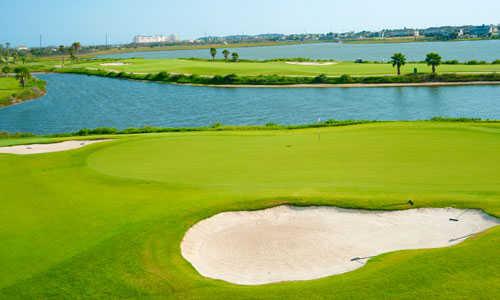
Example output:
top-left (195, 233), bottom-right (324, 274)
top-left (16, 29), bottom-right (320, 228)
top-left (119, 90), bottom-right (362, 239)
top-left (17, 45), bottom-right (29, 51)
top-left (414, 30), bottom-right (420, 37)
top-left (457, 29), bottom-right (464, 38)
top-left (133, 34), bottom-right (177, 44)
top-left (489, 25), bottom-right (498, 36)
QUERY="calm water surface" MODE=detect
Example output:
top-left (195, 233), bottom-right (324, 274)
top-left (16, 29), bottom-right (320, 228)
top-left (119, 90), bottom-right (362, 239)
top-left (100, 40), bottom-right (500, 62)
top-left (0, 73), bottom-right (499, 134)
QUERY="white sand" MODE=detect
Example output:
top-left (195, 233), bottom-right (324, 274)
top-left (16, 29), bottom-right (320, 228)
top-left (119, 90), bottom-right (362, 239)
top-left (100, 62), bottom-right (129, 66)
top-left (0, 140), bottom-right (111, 155)
top-left (285, 61), bottom-right (337, 66)
top-left (181, 205), bottom-right (498, 285)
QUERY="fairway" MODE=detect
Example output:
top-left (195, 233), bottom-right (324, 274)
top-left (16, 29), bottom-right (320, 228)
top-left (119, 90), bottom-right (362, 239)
top-left (1, 122), bottom-right (499, 299)
top-left (75, 58), bottom-right (500, 76)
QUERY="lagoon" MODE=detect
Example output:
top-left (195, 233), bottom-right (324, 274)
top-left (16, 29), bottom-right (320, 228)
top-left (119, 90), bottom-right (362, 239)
top-left (100, 40), bottom-right (500, 62)
top-left (0, 73), bottom-right (499, 134)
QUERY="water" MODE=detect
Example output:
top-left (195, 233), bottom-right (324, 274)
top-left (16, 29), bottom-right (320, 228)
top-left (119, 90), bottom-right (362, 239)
top-left (99, 40), bottom-right (500, 62)
top-left (0, 73), bottom-right (499, 134)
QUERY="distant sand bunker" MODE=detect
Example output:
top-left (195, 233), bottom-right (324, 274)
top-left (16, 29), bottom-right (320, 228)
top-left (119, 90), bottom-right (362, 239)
top-left (100, 62), bottom-right (129, 66)
top-left (0, 140), bottom-right (111, 155)
top-left (181, 205), bottom-right (498, 285)
top-left (285, 61), bottom-right (337, 66)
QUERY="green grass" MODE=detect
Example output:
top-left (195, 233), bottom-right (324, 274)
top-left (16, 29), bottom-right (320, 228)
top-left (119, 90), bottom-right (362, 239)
top-left (72, 58), bottom-right (500, 77)
top-left (0, 76), bottom-right (46, 107)
top-left (0, 77), bottom-right (24, 105)
top-left (0, 122), bottom-right (499, 299)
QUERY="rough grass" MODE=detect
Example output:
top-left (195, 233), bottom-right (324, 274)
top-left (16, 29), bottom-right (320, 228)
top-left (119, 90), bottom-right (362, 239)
top-left (72, 58), bottom-right (500, 76)
top-left (0, 77), bottom-right (23, 105)
top-left (0, 122), bottom-right (499, 299)
top-left (0, 77), bottom-right (46, 107)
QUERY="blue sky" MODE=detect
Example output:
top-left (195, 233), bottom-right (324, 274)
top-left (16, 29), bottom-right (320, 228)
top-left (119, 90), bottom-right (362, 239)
top-left (1, 0), bottom-right (499, 46)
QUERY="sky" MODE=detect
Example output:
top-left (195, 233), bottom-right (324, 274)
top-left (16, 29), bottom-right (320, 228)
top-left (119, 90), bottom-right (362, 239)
top-left (1, 0), bottom-right (499, 47)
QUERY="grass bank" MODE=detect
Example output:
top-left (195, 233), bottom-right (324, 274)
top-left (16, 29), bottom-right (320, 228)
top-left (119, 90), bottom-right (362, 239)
top-left (0, 121), bottom-right (499, 299)
top-left (0, 77), bottom-right (46, 107)
top-left (59, 66), bottom-right (500, 87)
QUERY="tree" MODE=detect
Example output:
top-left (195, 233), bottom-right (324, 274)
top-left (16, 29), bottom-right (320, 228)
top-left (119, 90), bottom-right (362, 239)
top-left (69, 48), bottom-right (77, 62)
top-left (222, 49), bottom-right (230, 62)
top-left (1, 65), bottom-right (11, 77)
top-left (390, 53), bottom-right (406, 75)
top-left (425, 52), bottom-right (442, 74)
top-left (210, 47), bottom-right (217, 61)
top-left (14, 67), bottom-right (31, 87)
top-left (58, 45), bottom-right (65, 53)
top-left (231, 52), bottom-right (239, 62)
top-left (19, 52), bottom-right (27, 64)
top-left (12, 51), bottom-right (19, 64)
top-left (71, 42), bottom-right (81, 53)
top-left (71, 42), bottom-right (81, 61)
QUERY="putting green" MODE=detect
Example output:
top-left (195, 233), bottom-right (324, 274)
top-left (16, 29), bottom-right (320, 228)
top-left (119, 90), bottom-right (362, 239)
top-left (88, 123), bottom-right (500, 200)
top-left (1, 122), bottom-right (499, 299)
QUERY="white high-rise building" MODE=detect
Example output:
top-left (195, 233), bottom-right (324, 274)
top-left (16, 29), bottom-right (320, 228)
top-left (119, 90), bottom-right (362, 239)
top-left (133, 34), bottom-right (177, 44)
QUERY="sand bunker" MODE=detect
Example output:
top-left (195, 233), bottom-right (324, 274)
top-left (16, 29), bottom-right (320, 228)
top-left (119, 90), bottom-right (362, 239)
top-left (285, 61), bottom-right (337, 66)
top-left (181, 205), bottom-right (498, 285)
top-left (0, 140), bottom-right (111, 155)
top-left (100, 62), bottom-right (129, 66)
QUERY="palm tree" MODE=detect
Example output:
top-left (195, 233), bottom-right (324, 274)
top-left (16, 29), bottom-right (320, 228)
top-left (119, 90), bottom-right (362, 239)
top-left (222, 49), bottom-right (230, 62)
top-left (210, 47), bottom-right (217, 61)
top-left (1, 65), bottom-right (11, 77)
top-left (71, 42), bottom-right (81, 61)
top-left (71, 42), bottom-right (81, 53)
top-left (390, 53), bottom-right (406, 75)
top-left (69, 48), bottom-right (77, 62)
top-left (231, 52), bottom-right (239, 62)
top-left (3, 42), bottom-right (10, 64)
top-left (14, 67), bottom-right (31, 87)
top-left (19, 52), bottom-right (27, 64)
top-left (12, 51), bottom-right (19, 64)
top-left (425, 52), bottom-right (442, 74)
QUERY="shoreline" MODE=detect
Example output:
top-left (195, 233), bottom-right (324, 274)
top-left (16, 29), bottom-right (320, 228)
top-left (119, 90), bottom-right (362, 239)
top-left (180, 81), bottom-right (500, 89)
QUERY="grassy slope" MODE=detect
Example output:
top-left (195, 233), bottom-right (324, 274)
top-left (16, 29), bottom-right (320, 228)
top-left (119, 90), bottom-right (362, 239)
top-left (0, 122), bottom-right (499, 299)
top-left (0, 76), bottom-right (46, 106)
top-left (74, 58), bottom-right (500, 76)
top-left (0, 77), bottom-right (23, 105)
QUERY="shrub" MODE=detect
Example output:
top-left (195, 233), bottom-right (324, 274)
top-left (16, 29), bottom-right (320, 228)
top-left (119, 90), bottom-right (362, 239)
top-left (211, 75), bottom-right (224, 84)
top-left (75, 127), bottom-right (118, 136)
top-left (492, 59), bottom-right (500, 64)
top-left (152, 71), bottom-right (170, 81)
top-left (430, 117), bottom-right (482, 122)
top-left (337, 74), bottom-right (354, 84)
top-left (313, 74), bottom-right (329, 83)
top-left (222, 73), bottom-right (238, 84)
top-left (465, 60), bottom-right (486, 65)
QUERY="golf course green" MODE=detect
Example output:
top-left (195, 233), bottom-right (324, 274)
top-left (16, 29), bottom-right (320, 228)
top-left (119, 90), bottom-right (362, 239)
top-left (1, 121), bottom-right (499, 299)
top-left (75, 58), bottom-right (500, 76)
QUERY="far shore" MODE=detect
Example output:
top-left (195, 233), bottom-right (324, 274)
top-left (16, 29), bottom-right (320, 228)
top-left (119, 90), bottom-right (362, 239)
top-left (181, 81), bottom-right (500, 89)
